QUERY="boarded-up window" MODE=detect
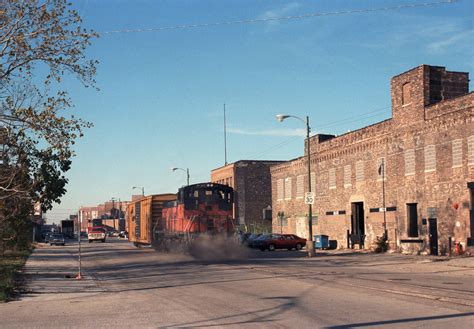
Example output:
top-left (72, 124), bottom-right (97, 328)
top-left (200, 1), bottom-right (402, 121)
top-left (424, 145), bottom-right (436, 172)
top-left (284, 177), bottom-right (292, 200)
top-left (402, 82), bottom-right (412, 105)
top-left (344, 165), bottom-right (351, 188)
top-left (377, 157), bottom-right (386, 180)
top-left (296, 175), bottom-right (304, 198)
top-left (329, 168), bottom-right (336, 189)
top-left (310, 172), bottom-right (316, 193)
top-left (452, 139), bottom-right (462, 168)
top-left (277, 179), bottom-right (284, 201)
top-left (468, 135), bottom-right (474, 165)
top-left (355, 161), bottom-right (364, 183)
top-left (405, 149), bottom-right (415, 175)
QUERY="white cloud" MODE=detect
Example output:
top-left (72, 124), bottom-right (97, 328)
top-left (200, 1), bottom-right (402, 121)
top-left (427, 30), bottom-right (474, 54)
top-left (228, 127), bottom-right (306, 137)
top-left (257, 2), bottom-right (301, 30)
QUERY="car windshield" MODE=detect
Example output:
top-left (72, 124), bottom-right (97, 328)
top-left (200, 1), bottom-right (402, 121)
top-left (256, 235), bottom-right (270, 240)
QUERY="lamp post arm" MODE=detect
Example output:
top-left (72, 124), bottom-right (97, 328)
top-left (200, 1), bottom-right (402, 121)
top-left (288, 115), bottom-right (307, 125)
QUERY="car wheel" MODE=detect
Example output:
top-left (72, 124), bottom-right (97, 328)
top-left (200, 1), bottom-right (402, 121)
top-left (268, 244), bottom-right (276, 251)
top-left (88, 240), bottom-right (92, 243)
top-left (101, 239), bottom-right (105, 243)
top-left (50, 243), bottom-right (52, 246)
top-left (62, 243), bottom-right (65, 246)
top-left (295, 243), bottom-right (302, 250)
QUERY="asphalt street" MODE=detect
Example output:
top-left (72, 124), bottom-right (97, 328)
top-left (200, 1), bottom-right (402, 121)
top-left (1, 238), bottom-right (473, 328)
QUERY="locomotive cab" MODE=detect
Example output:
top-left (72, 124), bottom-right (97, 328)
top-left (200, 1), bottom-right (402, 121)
top-left (179, 183), bottom-right (233, 211)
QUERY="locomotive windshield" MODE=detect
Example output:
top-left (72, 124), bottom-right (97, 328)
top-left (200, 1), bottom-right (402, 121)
top-left (178, 183), bottom-right (233, 210)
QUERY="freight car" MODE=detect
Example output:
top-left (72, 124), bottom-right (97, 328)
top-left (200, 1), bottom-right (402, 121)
top-left (157, 183), bottom-right (235, 250)
top-left (126, 194), bottom-right (177, 246)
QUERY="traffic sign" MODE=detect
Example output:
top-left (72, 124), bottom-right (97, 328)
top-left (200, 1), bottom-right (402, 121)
top-left (304, 192), bottom-right (315, 205)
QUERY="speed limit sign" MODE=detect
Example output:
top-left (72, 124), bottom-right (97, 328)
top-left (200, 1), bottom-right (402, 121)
top-left (304, 192), bottom-right (315, 205)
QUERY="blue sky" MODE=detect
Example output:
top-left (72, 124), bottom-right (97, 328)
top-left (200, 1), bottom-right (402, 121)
top-left (46, 0), bottom-right (473, 222)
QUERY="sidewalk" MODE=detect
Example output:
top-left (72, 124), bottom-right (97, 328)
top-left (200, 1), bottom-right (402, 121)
top-left (20, 243), bottom-right (101, 298)
top-left (316, 247), bottom-right (474, 269)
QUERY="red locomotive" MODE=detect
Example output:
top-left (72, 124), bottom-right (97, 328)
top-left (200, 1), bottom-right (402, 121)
top-left (158, 183), bottom-right (235, 247)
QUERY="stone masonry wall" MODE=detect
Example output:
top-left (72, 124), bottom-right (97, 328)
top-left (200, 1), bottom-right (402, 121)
top-left (271, 65), bottom-right (474, 254)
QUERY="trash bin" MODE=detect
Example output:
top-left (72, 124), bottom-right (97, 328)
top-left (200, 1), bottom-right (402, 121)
top-left (314, 235), bottom-right (329, 249)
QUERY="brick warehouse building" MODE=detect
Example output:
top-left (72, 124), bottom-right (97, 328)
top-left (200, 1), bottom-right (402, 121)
top-left (271, 65), bottom-right (473, 254)
top-left (211, 160), bottom-right (284, 232)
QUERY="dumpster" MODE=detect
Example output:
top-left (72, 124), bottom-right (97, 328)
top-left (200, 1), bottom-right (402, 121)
top-left (314, 235), bottom-right (329, 249)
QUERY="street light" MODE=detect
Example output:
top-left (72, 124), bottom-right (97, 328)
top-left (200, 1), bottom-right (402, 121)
top-left (276, 114), bottom-right (315, 257)
top-left (132, 186), bottom-right (145, 196)
top-left (171, 167), bottom-right (190, 186)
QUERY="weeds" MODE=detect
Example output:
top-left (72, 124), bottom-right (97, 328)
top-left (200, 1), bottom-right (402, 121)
top-left (0, 249), bottom-right (30, 302)
top-left (373, 236), bottom-right (388, 253)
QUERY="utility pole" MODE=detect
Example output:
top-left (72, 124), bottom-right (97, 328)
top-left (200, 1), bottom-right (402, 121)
top-left (382, 158), bottom-right (387, 241)
top-left (276, 114), bottom-right (315, 257)
top-left (111, 197), bottom-right (117, 231)
top-left (76, 210), bottom-right (82, 280)
top-left (224, 103), bottom-right (228, 166)
top-left (305, 116), bottom-right (315, 257)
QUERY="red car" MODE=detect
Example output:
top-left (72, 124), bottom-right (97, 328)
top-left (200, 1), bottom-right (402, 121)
top-left (253, 234), bottom-right (307, 251)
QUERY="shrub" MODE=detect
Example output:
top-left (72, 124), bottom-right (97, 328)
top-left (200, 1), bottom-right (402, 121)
top-left (374, 236), bottom-right (388, 253)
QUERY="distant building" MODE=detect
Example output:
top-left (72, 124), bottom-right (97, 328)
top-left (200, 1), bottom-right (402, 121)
top-left (79, 200), bottom-right (129, 232)
top-left (271, 65), bottom-right (473, 255)
top-left (78, 206), bottom-right (98, 232)
top-left (211, 160), bottom-right (284, 232)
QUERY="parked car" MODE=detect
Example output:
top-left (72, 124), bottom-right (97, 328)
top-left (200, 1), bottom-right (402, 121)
top-left (237, 232), bottom-right (251, 244)
top-left (245, 233), bottom-right (262, 248)
top-left (49, 233), bottom-right (65, 246)
top-left (253, 234), bottom-right (306, 251)
top-left (43, 232), bottom-right (53, 243)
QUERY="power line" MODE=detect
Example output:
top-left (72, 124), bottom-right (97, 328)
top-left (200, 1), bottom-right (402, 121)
top-left (244, 105), bottom-right (391, 160)
top-left (314, 106), bottom-right (390, 130)
top-left (101, 0), bottom-right (458, 35)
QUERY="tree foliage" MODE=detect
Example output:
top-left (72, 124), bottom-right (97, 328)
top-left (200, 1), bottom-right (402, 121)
top-left (0, 0), bottom-right (97, 218)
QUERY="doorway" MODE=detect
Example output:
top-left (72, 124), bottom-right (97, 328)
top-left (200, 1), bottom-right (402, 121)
top-left (350, 202), bottom-right (365, 248)
top-left (429, 218), bottom-right (438, 256)
top-left (469, 182), bottom-right (474, 246)
top-left (351, 202), bottom-right (365, 236)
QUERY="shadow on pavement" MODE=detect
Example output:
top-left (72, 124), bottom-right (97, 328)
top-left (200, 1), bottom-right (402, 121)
top-left (327, 311), bottom-right (474, 328)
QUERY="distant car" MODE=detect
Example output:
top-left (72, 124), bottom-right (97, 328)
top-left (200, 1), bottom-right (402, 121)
top-left (118, 231), bottom-right (128, 239)
top-left (253, 234), bottom-right (306, 251)
top-left (49, 234), bottom-right (65, 246)
top-left (44, 232), bottom-right (53, 243)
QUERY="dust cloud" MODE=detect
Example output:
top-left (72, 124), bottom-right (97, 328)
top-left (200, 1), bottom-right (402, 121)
top-left (187, 235), bottom-right (250, 261)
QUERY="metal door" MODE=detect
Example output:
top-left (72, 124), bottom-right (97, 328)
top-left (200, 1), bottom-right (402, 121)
top-left (429, 218), bottom-right (438, 256)
top-left (351, 202), bottom-right (365, 236)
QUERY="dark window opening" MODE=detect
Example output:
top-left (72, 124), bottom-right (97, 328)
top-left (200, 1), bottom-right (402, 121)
top-left (407, 203), bottom-right (418, 237)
